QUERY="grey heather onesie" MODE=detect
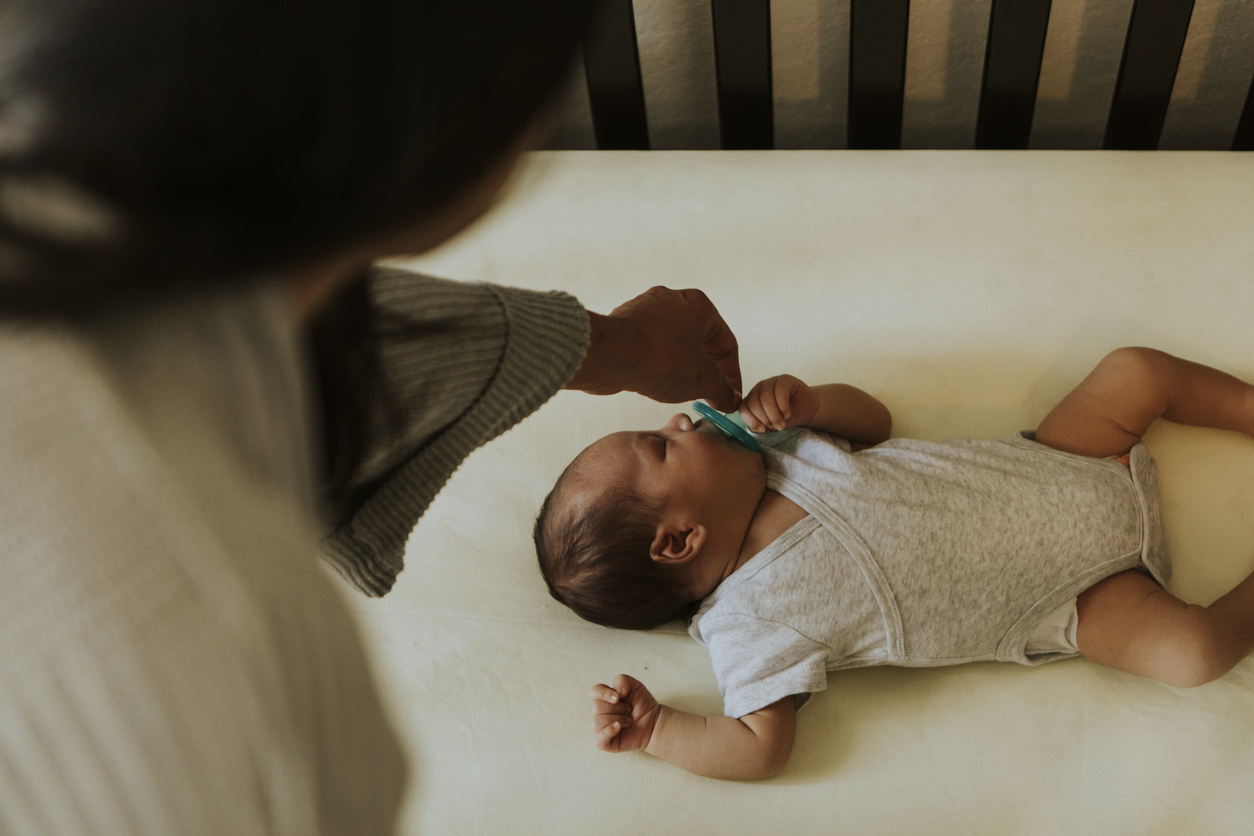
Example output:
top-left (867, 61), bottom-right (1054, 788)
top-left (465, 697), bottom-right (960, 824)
top-left (688, 427), bottom-right (1170, 718)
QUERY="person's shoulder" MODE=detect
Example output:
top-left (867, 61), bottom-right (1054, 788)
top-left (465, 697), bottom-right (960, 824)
top-left (0, 294), bottom-right (296, 673)
top-left (1, 333), bottom-right (187, 664)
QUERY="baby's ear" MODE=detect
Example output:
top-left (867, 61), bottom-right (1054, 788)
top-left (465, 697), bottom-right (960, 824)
top-left (650, 524), bottom-right (707, 565)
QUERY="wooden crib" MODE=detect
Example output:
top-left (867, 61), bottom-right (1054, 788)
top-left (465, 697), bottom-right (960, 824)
top-left (547, 0), bottom-right (1254, 151)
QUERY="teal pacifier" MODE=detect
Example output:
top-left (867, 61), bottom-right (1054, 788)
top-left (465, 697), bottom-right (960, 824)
top-left (691, 402), bottom-right (760, 452)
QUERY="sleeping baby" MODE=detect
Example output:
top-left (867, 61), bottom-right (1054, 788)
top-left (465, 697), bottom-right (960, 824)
top-left (533, 347), bottom-right (1254, 780)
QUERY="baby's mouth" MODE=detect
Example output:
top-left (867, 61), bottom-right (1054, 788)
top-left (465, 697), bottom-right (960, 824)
top-left (692, 418), bottom-right (730, 444)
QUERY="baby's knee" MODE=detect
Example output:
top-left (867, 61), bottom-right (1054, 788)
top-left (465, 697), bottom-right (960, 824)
top-left (1155, 607), bottom-right (1233, 688)
top-left (1098, 346), bottom-right (1173, 385)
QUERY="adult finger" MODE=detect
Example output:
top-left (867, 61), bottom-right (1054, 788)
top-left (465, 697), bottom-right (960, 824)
top-left (697, 360), bottom-right (740, 413)
top-left (701, 309), bottom-right (742, 410)
top-left (646, 287), bottom-right (741, 411)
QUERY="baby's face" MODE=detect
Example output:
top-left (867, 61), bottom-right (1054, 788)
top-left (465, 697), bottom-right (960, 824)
top-left (571, 412), bottom-right (766, 531)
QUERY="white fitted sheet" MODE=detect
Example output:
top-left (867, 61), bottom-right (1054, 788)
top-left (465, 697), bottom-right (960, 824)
top-left (346, 151), bottom-right (1254, 835)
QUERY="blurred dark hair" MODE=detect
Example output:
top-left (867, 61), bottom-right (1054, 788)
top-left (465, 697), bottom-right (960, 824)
top-left (0, 0), bottom-right (593, 316)
top-left (534, 464), bottom-right (698, 631)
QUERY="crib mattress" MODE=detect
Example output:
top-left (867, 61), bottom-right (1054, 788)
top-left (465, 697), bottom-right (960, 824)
top-left (348, 150), bottom-right (1254, 835)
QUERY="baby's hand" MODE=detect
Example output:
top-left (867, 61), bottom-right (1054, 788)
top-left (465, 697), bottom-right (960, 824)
top-left (740, 374), bottom-right (820, 432)
top-left (590, 674), bottom-right (661, 754)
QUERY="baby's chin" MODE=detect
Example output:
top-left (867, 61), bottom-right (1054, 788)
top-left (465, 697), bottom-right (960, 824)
top-left (735, 444), bottom-right (768, 483)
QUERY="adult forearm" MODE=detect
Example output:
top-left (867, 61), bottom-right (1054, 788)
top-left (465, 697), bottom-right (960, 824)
top-left (643, 705), bottom-right (789, 780)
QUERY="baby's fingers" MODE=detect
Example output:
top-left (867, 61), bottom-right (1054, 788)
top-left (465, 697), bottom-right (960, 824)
top-left (739, 382), bottom-right (774, 433)
top-left (769, 377), bottom-right (798, 426)
top-left (611, 673), bottom-right (648, 697)
top-left (746, 379), bottom-right (788, 431)
top-left (592, 698), bottom-right (631, 721)
top-left (589, 683), bottom-right (622, 704)
top-left (590, 682), bottom-right (631, 726)
top-left (594, 716), bottom-right (625, 750)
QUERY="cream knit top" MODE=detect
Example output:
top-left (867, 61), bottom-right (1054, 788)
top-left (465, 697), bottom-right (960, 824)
top-left (0, 270), bottom-right (589, 834)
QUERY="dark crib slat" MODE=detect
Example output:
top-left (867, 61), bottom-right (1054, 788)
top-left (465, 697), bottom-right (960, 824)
top-left (848, 0), bottom-right (909, 150)
top-left (1104, 0), bottom-right (1196, 150)
top-left (1234, 75), bottom-right (1254, 151)
top-left (976, 0), bottom-right (1052, 149)
top-left (583, 0), bottom-right (650, 150)
top-left (712, 0), bottom-right (774, 150)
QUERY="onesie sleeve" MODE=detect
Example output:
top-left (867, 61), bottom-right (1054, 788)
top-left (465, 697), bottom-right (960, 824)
top-left (697, 613), bottom-right (830, 718)
top-left (319, 267), bottom-right (590, 596)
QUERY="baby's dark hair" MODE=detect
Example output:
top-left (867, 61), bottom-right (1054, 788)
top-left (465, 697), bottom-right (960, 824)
top-left (534, 461), bottom-right (697, 631)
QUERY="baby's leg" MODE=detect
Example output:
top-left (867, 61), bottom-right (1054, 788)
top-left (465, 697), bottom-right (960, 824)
top-left (1035, 346), bottom-right (1254, 458)
top-left (1036, 347), bottom-right (1254, 687)
top-left (1075, 570), bottom-right (1254, 687)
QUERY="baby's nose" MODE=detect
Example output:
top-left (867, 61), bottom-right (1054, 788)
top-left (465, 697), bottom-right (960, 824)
top-left (665, 413), bottom-right (694, 432)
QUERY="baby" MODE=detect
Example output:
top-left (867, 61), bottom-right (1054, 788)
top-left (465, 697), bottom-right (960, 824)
top-left (534, 347), bottom-right (1254, 780)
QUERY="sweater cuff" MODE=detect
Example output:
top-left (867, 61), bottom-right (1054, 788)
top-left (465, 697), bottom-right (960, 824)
top-left (322, 283), bottom-right (589, 596)
top-left (484, 283), bottom-right (592, 424)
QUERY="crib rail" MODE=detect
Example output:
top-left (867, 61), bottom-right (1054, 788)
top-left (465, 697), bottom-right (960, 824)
top-left (572, 0), bottom-right (1254, 151)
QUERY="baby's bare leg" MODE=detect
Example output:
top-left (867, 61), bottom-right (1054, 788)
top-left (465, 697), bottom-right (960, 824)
top-left (1076, 569), bottom-right (1254, 687)
top-left (1036, 347), bottom-right (1254, 686)
top-left (1035, 346), bottom-right (1254, 458)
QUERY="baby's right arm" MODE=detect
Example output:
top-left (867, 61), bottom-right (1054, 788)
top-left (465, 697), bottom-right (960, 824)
top-left (739, 374), bottom-right (891, 446)
top-left (590, 674), bottom-right (796, 780)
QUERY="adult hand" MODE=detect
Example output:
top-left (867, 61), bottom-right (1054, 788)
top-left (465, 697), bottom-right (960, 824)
top-left (565, 286), bottom-right (742, 412)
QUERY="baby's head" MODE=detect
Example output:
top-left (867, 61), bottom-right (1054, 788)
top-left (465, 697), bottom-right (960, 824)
top-left (534, 412), bottom-right (766, 630)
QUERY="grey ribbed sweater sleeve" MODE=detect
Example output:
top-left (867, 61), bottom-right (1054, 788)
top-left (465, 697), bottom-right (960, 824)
top-left (320, 268), bottom-right (590, 596)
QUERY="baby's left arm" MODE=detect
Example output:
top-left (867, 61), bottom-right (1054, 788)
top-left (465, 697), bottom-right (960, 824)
top-left (739, 374), bottom-right (891, 446)
top-left (591, 674), bottom-right (796, 780)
